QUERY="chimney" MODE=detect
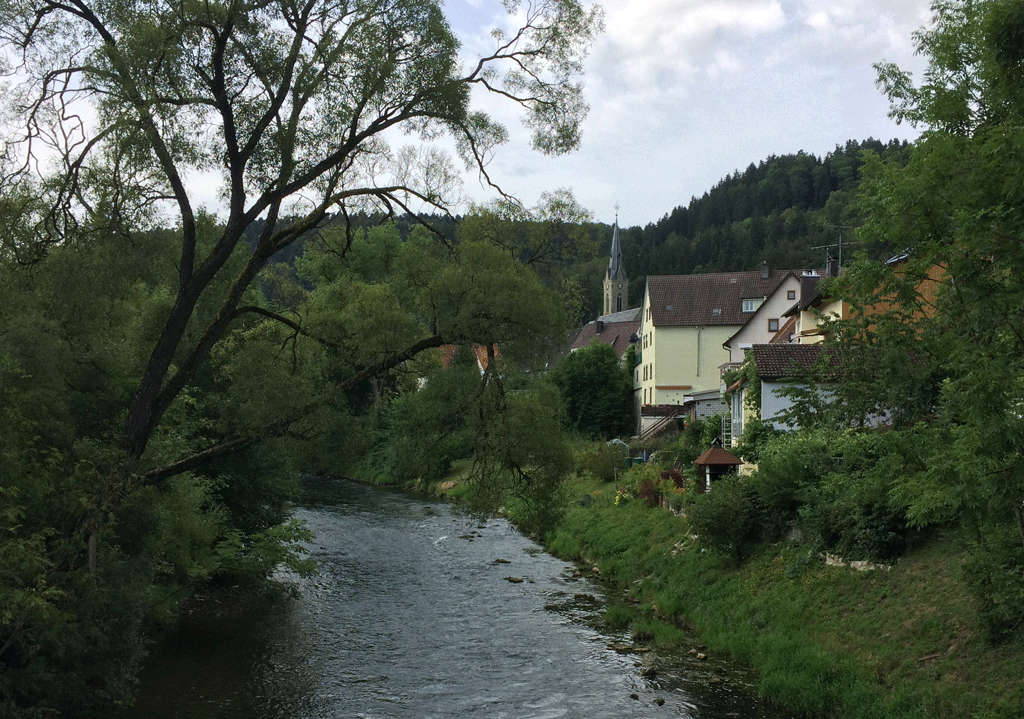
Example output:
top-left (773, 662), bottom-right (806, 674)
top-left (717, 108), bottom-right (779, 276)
top-left (799, 271), bottom-right (820, 307)
top-left (760, 261), bottom-right (769, 281)
top-left (595, 320), bottom-right (604, 333)
top-left (827, 258), bottom-right (839, 277)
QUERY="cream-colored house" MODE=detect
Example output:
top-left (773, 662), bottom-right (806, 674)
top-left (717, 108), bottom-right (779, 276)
top-left (782, 271), bottom-right (846, 344)
top-left (722, 270), bottom-right (801, 363)
top-left (634, 267), bottom-right (793, 435)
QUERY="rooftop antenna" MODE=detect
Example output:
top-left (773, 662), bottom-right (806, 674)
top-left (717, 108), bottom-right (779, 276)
top-left (816, 223), bottom-right (856, 271)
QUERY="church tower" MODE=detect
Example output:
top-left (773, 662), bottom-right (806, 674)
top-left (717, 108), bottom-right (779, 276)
top-left (603, 216), bottom-right (628, 316)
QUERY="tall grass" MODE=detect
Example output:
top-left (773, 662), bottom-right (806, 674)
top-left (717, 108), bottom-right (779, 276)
top-left (547, 473), bottom-right (1024, 719)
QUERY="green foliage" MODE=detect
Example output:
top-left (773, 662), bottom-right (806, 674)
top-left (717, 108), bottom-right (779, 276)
top-left (0, 1), bottom-right (606, 713)
top-left (843, 0), bottom-right (1024, 639)
top-left (963, 528), bottom-right (1024, 644)
top-left (549, 342), bottom-right (633, 439)
top-left (614, 139), bottom-right (912, 288)
top-left (376, 350), bottom-right (480, 485)
top-left (576, 442), bottom-right (623, 482)
top-left (745, 431), bottom-right (832, 541)
top-left (554, 474), bottom-right (1024, 719)
top-left (732, 416), bottom-right (781, 463)
top-left (687, 477), bottom-right (759, 561)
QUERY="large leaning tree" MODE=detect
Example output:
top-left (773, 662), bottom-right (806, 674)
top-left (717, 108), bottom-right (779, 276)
top-left (0, 1), bottom-right (603, 500)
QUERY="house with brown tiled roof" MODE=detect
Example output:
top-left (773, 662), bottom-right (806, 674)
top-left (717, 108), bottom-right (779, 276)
top-left (568, 308), bottom-right (640, 359)
top-left (727, 343), bottom-right (841, 457)
top-left (779, 270), bottom-right (847, 345)
top-left (634, 265), bottom-right (793, 435)
top-left (722, 268), bottom-right (802, 363)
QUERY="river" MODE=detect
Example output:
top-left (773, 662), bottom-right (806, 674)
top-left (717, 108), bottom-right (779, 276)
top-left (117, 477), bottom-right (786, 718)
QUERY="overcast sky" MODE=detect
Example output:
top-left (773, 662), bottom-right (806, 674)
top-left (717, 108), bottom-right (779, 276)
top-left (443, 0), bottom-right (935, 227)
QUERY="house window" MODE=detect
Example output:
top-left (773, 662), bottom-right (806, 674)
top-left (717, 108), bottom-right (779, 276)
top-left (741, 298), bottom-right (762, 313)
top-left (787, 290), bottom-right (796, 300)
top-left (768, 318), bottom-right (779, 332)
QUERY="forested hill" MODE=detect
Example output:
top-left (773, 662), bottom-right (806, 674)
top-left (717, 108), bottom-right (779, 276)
top-left (240, 139), bottom-right (912, 320)
top-left (614, 138), bottom-right (912, 308)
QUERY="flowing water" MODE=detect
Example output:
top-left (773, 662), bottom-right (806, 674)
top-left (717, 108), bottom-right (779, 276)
top-left (118, 477), bottom-right (786, 718)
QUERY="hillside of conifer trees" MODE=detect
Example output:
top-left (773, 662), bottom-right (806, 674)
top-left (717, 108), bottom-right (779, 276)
top-left (600, 138), bottom-right (912, 311)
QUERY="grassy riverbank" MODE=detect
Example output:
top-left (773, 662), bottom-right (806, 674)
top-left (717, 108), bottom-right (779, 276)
top-left (543, 474), bottom-right (1024, 719)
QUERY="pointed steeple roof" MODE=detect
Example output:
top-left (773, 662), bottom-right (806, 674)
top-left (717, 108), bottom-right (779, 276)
top-left (607, 220), bottom-right (627, 282)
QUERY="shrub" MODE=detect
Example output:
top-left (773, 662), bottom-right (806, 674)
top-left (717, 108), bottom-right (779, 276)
top-left (687, 476), bottom-right (758, 561)
top-left (745, 431), bottom-right (830, 541)
top-left (578, 442), bottom-right (621, 482)
top-left (963, 530), bottom-right (1024, 644)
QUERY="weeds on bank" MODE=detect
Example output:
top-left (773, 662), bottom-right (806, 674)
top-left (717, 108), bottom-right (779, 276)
top-left (549, 472), bottom-right (1024, 719)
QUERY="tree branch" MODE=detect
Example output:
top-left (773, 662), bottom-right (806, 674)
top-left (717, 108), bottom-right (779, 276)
top-left (138, 333), bottom-right (447, 485)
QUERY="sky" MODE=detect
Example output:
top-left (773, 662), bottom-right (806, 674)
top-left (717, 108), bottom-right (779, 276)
top-left (442, 0), bottom-right (935, 227)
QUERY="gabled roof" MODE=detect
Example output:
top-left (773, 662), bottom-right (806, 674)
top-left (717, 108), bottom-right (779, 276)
top-left (599, 307), bottom-right (640, 323)
top-left (751, 344), bottom-right (836, 381)
top-left (723, 270), bottom-right (799, 347)
top-left (769, 315), bottom-right (797, 344)
top-left (694, 445), bottom-right (743, 466)
top-left (569, 317), bottom-right (640, 358)
top-left (646, 270), bottom-right (792, 328)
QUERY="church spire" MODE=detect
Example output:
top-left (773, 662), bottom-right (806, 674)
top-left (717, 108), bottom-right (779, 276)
top-left (606, 220), bottom-right (626, 282)
top-left (603, 209), bottom-right (629, 316)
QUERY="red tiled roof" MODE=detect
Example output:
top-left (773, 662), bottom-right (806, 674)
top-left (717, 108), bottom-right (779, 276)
top-left (647, 270), bottom-right (792, 328)
top-left (439, 343), bottom-right (499, 371)
top-left (751, 344), bottom-right (835, 381)
top-left (569, 319), bottom-right (640, 357)
top-left (694, 446), bottom-right (743, 466)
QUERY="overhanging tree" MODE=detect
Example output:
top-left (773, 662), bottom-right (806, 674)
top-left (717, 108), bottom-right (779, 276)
top-left (846, 0), bottom-right (1024, 641)
top-left (549, 341), bottom-right (632, 439)
top-left (0, 0), bottom-right (602, 507)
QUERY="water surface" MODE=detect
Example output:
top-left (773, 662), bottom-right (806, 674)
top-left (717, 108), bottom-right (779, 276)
top-left (120, 477), bottom-right (785, 718)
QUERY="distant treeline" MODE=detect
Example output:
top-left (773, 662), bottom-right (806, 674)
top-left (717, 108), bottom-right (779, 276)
top-left (612, 138), bottom-right (912, 308)
top-left (239, 138), bottom-right (912, 321)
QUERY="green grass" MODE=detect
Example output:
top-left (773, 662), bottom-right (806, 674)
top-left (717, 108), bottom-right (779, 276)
top-left (546, 473), bottom-right (1024, 719)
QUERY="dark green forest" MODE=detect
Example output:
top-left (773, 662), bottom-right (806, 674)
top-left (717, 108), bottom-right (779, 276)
top-left (609, 138), bottom-right (913, 311)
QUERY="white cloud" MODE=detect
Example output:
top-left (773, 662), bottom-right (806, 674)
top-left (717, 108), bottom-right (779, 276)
top-left (443, 0), bottom-right (935, 225)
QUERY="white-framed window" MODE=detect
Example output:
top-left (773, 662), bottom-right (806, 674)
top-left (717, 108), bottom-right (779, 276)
top-left (742, 298), bottom-right (763, 313)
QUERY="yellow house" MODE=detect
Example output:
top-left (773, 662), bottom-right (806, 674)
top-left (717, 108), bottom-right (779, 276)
top-left (634, 268), bottom-right (793, 435)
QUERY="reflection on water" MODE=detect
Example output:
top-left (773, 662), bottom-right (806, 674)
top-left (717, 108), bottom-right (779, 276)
top-left (117, 477), bottom-right (786, 719)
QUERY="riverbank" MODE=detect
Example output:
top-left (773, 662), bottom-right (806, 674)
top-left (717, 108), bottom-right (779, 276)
top-left (542, 474), bottom-right (1024, 719)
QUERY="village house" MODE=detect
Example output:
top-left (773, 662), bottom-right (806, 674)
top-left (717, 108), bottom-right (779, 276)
top-left (633, 265), bottom-right (793, 437)
top-left (726, 253), bottom-right (947, 453)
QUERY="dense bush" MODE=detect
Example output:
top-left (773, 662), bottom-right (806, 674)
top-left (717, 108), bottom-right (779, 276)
top-left (744, 431), bottom-right (831, 541)
top-left (687, 476), bottom-right (759, 561)
top-left (549, 342), bottom-right (633, 439)
top-left (963, 529), bottom-right (1024, 644)
top-left (577, 441), bottom-right (623, 482)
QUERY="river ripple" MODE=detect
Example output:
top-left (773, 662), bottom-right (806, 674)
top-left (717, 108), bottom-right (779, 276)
top-left (118, 477), bottom-right (786, 719)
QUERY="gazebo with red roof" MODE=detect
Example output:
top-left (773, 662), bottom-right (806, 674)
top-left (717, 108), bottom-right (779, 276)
top-left (694, 438), bottom-right (743, 493)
